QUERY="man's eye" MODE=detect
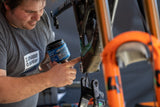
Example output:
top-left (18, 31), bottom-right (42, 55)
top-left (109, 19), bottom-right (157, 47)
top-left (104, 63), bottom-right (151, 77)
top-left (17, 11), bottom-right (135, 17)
top-left (25, 11), bottom-right (34, 13)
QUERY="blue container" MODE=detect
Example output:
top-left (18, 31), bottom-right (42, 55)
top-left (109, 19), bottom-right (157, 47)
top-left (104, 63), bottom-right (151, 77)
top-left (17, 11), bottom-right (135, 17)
top-left (47, 39), bottom-right (70, 63)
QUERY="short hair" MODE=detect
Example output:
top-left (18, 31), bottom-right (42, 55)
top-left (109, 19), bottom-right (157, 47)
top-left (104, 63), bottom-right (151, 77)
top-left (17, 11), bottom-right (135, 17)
top-left (0, 0), bottom-right (45, 13)
top-left (0, 0), bottom-right (24, 13)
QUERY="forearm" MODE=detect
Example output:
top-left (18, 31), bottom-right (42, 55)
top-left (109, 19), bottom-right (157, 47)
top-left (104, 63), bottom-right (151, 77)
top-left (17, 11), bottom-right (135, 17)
top-left (0, 57), bottom-right (80, 104)
top-left (0, 71), bottom-right (51, 104)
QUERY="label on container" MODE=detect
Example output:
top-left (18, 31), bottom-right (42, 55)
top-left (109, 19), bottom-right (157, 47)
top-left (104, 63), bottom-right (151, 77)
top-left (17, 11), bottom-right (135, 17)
top-left (47, 43), bottom-right (70, 63)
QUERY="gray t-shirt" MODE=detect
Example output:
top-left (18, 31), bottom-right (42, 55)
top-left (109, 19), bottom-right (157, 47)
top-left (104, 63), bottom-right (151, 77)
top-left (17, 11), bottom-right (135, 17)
top-left (0, 10), bottom-right (55, 107)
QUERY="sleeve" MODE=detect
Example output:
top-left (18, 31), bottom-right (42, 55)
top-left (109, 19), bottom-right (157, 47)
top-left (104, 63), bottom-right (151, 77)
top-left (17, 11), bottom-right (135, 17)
top-left (42, 10), bottom-right (55, 44)
top-left (0, 33), bottom-right (7, 70)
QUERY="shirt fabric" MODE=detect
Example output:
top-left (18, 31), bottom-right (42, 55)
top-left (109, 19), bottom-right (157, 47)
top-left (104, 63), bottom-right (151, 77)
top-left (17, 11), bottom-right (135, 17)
top-left (0, 10), bottom-right (55, 107)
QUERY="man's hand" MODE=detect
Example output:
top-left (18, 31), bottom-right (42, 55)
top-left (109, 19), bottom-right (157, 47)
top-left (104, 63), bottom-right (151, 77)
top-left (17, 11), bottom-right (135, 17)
top-left (47, 57), bottom-right (81, 87)
top-left (39, 54), bottom-right (51, 71)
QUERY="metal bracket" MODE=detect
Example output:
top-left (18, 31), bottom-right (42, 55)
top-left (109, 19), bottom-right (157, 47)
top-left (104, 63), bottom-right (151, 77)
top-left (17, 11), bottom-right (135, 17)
top-left (78, 76), bottom-right (105, 107)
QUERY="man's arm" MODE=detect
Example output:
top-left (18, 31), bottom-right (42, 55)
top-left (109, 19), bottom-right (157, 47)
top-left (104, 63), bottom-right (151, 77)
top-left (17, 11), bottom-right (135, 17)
top-left (0, 69), bottom-right (51, 103)
top-left (0, 57), bottom-right (80, 104)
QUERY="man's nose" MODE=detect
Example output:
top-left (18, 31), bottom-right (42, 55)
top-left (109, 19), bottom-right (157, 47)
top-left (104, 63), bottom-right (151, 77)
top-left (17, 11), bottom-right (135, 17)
top-left (32, 11), bottom-right (43, 21)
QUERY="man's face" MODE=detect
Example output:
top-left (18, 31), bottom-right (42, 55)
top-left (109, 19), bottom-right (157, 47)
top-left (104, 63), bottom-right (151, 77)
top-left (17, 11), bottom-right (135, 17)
top-left (5, 0), bottom-right (46, 30)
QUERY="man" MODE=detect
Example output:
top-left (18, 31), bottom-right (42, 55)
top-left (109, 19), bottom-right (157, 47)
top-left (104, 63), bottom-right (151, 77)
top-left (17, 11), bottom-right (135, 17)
top-left (0, 0), bottom-right (80, 106)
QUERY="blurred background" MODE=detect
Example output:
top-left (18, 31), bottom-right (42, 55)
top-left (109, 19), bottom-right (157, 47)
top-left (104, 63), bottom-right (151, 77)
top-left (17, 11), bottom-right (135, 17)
top-left (37, 0), bottom-right (160, 107)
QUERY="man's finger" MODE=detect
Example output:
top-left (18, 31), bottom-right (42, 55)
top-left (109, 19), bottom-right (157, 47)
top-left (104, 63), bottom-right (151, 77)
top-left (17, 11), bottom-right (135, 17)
top-left (64, 57), bottom-right (81, 67)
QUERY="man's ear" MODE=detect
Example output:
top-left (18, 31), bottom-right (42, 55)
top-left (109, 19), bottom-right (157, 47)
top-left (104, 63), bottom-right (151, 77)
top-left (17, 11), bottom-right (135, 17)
top-left (3, 2), bottom-right (10, 11)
